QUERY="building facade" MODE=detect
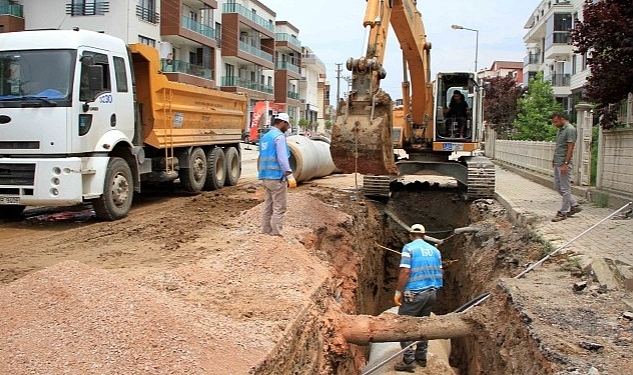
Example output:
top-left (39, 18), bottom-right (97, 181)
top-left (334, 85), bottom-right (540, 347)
top-left (479, 61), bottom-right (524, 84)
top-left (14, 0), bottom-right (328, 130)
top-left (523, 0), bottom-right (590, 117)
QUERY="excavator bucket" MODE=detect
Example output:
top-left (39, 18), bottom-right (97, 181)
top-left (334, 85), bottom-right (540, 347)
top-left (330, 91), bottom-right (399, 176)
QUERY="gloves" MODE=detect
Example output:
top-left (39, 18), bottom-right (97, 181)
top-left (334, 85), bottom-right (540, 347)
top-left (287, 174), bottom-right (297, 189)
top-left (394, 291), bottom-right (402, 306)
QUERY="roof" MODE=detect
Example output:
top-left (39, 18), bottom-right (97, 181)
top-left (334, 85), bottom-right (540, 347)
top-left (490, 61), bottom-right (523, 70)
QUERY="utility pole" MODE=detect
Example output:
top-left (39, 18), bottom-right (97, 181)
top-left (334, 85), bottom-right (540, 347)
top-left (335, 63), bottom-right (342, 101)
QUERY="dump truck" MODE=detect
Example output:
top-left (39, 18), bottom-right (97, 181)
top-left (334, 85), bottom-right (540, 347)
top-left (0, 29), bottom-right (247, 220)
top-left (331, 0), bottom-right (495, 198)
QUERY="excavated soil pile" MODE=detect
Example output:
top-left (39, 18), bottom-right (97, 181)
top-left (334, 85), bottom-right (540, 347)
top-left (0, 192), bottom-right (363, 375)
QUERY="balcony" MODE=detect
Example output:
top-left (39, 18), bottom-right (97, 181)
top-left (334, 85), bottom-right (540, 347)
top-left (222, 3), bottom-right (274, 32)
top-left (524, 53), bottom-right (541, 66)
top-left (287, 91), bottom-right (300, 100)
top-left (275, 33), bottom-right (301, 49)
top-left (66, 1), bottom-right (109, 16)
top-left (276, 61), bottom-right (300, 74)
top-left (221, 76), bottom-right (274, 94)
top-left (0, 3), bottom-right (23, 17)
top-left (547, 73), bottom-right (571, 87)
top-left (136, 5), bottom-right (159, 24)
top-left (182, 16), bottom-right (216, 39)
top-left (161, 59), bottom-right (213, 80)
top-left (239, 41), bottom-right (272, 62)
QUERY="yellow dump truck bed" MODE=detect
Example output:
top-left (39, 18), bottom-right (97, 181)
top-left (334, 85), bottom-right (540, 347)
top-left (129, 43), bottom-right (247, 150)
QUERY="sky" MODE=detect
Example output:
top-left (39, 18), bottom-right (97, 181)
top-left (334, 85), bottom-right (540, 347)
top-left (261, 0), bottom-right (540, 102)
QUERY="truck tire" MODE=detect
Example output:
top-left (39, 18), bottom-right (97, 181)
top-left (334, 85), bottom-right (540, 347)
top-left (180, 147), bottom-right (207, 193)
top-left (0, 205), bottom-right (25, 220)
top-left (224, 147), bottom-right (241, 186)
top-left (204, 147), bottom-right (226, 191)
top-left (93, 157), bottom-right (133, 221)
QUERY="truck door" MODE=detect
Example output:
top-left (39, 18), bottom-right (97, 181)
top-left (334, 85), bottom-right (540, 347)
top-left (73, 50), bottom-right (133, 154)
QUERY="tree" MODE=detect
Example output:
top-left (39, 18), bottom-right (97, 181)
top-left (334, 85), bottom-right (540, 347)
top-left (298, 118), bottom-right (309, 132)
top-left (324, 119), bottom-right (333, 132)
top-left (512, 72), bottom-right (563, 141)
top-left (571, 0), bottom-right (633, 122)
top-left (482, 76), bottom-right (524, 135)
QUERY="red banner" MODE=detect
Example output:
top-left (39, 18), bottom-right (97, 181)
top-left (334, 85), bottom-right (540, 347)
top-left (249, 102), bottom-right (287, 140)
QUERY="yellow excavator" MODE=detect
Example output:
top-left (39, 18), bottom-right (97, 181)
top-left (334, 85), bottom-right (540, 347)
top-left (330, 0), bottom-right (495, 198)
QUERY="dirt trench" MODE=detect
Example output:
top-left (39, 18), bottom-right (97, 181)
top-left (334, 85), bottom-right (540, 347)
top-left (336, 185), bottom-right (558, 374)
top-left (0, 179), bottom-right (617, 374)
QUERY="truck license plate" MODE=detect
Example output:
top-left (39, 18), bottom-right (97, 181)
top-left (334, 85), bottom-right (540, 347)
top-left (441, 143), bottom-right (464, 151)
top-left (0, 196), bottom-right (20, 205)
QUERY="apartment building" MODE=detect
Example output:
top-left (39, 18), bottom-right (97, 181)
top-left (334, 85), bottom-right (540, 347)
top-left (13, 0), bottom-right (328, 128)
top-left (273, 20), bottom-right (302, 123)
top-left (523, 0), bottom-right (590, 116)
top-left (479, 61), bottom-right (524, 84)
top-left (0, 0), bottom-right (23, 32)
top-left (300, 46), bottom-right (329, 131)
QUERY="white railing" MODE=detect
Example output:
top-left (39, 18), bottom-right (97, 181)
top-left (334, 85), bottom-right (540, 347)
top-left (486, 124), bottom-right (633, 199)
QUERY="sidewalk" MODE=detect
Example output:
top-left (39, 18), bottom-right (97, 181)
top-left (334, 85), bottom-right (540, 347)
top-left (494, 164), bottom-right (633, 277)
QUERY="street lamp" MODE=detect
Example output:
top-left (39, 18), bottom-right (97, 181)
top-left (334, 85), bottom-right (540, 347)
top-left (451, 24), bottom-right (479, 73)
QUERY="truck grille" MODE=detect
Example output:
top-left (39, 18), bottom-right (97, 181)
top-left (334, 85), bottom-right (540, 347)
top-left (0, 163), bottom-right (36, 185)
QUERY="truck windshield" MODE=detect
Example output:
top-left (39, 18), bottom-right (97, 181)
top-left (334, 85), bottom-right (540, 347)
top-left (0, 50), bottom-right (75, 107)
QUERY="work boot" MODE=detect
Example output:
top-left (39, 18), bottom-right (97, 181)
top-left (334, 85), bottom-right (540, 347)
top-left (568, 205), bottom-right (582, 216)
top-left (394, 360), bottom-right (416, 372)
top-left (415, 359), bottom-right (427, 367)
top-left (551, 211), bottom-right (567, 222)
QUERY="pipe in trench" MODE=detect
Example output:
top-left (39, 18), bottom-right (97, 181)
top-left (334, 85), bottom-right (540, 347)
top-left (361, 308), bottom-right (456, 375)
top-left (287, 135), bottom-right (337, 183)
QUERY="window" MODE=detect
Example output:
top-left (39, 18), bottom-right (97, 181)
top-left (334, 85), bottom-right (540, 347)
top-left (76, 0), bottom-right (95, 15)
top-left (137, 0), bottom-right (158, 24)
top-left (0, 50), bottom-right (74, 105)
top-left (138, 35), bottom-right (156, 47)
top-left (79, 51), bottom-right (111, 102)
top-left (200, 7), bottom-right (213, 27)
top-left (225, 64), bottom-right (234, 79)
top-left (140, 0), bottom-right (155, 9)
top-left (113, 57), bottom-right (128, 93)
top-left (215, 22), bottom-right (222, 45)
top-left (68, 0), bottom-right (109, 16)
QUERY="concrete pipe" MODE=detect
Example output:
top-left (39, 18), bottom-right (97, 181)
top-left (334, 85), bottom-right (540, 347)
top-left (287, 135), bottom-right (337, 183)
top-left (361, 308), bottom-right (456, 375)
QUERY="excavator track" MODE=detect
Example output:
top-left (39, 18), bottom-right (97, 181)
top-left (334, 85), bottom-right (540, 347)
top-left (462, 155), bottom-right (496, 199)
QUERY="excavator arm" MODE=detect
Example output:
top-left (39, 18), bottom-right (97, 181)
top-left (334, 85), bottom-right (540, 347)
top-left (330, 0), bottom-right (433, 175)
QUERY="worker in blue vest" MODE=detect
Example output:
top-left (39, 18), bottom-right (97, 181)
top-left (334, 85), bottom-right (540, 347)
top-left (258, 113), bottom-right (296, 236)
top-left (393, 223), bottom-right (443, 372)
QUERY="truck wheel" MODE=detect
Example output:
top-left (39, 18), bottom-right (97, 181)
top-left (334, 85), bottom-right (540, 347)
top-left (224, 147), bottom-right (241, 186)
top-left (93, 157), bottom-right (133, 221)
top-left (204, 147), bottom-right (226, 191)
top-left (0, 205), bottom-right (25, 219)
top-left (180, 147), bottom-right (207, 193)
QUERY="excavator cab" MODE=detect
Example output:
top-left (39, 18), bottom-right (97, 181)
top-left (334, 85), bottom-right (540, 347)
top-left (434, 72), bottom-right (477, 142)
